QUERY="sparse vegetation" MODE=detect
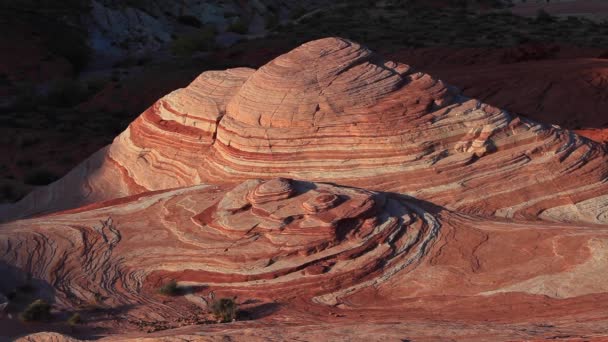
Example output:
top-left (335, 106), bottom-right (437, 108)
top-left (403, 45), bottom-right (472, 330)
top-left (290, 7), bottom-right (307, 20)
top-left (158, 279), bottom-right (179, 296)
top-left (12, 83), bottom-right (38, 111)
top-left (265, 13), bottom-right (280, 29)
top-left (272, 1), bottom-right (608, 50)
top-left (228, 18), bottom-right (249, 34)
top-left (19, 299), bottom-right (52, 322)
top-left (83, 292), bottom-right (106, 310)
top-left (210, 297), bottom-right (237, 323)
top-left (177, 15), bottom-right (202, 28)
top-left (47, 30), bottom-right (91, 73)
top-left (67, 313), bottom-right (82, 326)
top-left (535, 9), bottom-right (554, 23)
top-left (12, 0), bottom-right (92, 72)
top-left (171, 28), bottom-right (216, 56)
top-left (46, 79), bottom-right (91, 107)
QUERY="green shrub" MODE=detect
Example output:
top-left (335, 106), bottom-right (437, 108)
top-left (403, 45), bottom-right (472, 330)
top-left (83, 292), bottom-right (105, 310)
top-left (171, 28), bottom-right (216, 56)
top-left (20, 299), bottom-right (52, 322)
top-left (210, 297), bottom-right (237, 323)
top-left (158, 279), bottom-right (179, 296)
top-left (67, 313), bottom-right (81, 326)
top-left (228, 18), bottom-right (249, 34)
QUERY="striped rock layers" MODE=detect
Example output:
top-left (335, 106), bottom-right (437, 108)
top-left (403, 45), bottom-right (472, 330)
top-left (0, 179), bottom-right (439, 314)
top-left (3, 37), bottom-right (608, 223)
top-left (2, 179), bottom-right (608, 339)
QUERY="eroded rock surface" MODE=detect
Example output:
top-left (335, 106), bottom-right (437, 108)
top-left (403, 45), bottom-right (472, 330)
top-left (2, 179), bottom-right (608, 340)
top-left (4, 38), bottom-right (607, 224)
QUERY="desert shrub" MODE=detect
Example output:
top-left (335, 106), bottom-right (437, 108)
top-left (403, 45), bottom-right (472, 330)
top-left (46, 79), bottom-right (90, 107)
top-left (265, 13), bottom-right (279, 29)
top-left (228, 18), bottom-right (249, 34)
top-left (290, 7), bottom-right (307, 20)
top-left (112, 55), bottom-right (150, 68)
top-left (210, 297), bottom-right (237, 323)
top-left (158, 280), bottom-right (179, 296)
top-left (67, 313), bottom-right (81, 325)
top-left (171, 28), bottom-right (216, 56)
top-left (93, 292), bottom-right (104, 304)
top-left (12, 83), bottom-right (39, 111)
top-left (83, 292), bottom-right (105, 310)
top-left (24, 169), bottom-right (58, 186)
top-left (20, 299), bottom-right (51, 322)
top-left (43, 24), bottom-right (90, 74)
top-left (536, 9), bottom-right (554, 23)
top-left (177, 15), bottom-right (202, 28)
top-left (86, 77), bottom-right (108, 94)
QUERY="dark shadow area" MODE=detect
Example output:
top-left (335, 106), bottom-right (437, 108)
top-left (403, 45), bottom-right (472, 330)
top-left (240, 298), bottom-right (263, 305)
top-left (0, 262), bottom-right (133, 340)
top-left (0, 262), bottom-right (56, 317)
top-left (2, 0), bottom-right (608, 207)
top-left (179, 285), bottom-right (208, 295)
top-left (387, 192), bottom-right (447, 217)
top-left (238, 302), bottom-right (282, 321)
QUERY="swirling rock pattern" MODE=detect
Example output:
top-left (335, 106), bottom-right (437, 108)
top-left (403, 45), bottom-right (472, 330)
top-left (2, 37), bottom-right (608, 224)
top-left (0, 180), bottom-right (437, 320)
top-left (2, 179), bottom-right (608, 340)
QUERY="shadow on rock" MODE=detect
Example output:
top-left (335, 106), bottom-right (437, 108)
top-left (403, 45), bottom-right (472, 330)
top-left (239, 302), bottom-right (282, 320)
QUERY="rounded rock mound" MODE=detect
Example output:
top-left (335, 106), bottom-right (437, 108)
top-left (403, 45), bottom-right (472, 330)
top-left (0, 179), bottom-right (439, 311)
top-left (3, 38), bottom-right (608, 225)
top-left (223, 38), bottom-right (420, 128)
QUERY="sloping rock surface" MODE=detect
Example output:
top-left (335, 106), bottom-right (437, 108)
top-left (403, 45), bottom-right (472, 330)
top-left (3, 37), bottom-right (608, 225)
top-left (2, 179), bottom-right (608, 341)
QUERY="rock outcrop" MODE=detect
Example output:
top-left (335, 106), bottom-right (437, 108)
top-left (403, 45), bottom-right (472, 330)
top-left (0, 179), bottom-right (437, 310)
top-left (2, 179), bottom-right (608, 340)
top-left (391, 48), bottom-right (608, 141)
top-left (3, 37), bottom-right (608, 225)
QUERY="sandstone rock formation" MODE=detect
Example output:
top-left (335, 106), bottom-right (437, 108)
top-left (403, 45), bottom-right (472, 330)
top-left (392, 49), bottom-right (608, 141)
top-left (2, 178), bottom-right (608, 340)
top-left (4, 38), bottom-right (607, 225)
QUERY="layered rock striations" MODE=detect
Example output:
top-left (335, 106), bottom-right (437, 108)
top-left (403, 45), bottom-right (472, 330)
top-left (0, 179), bottom-right (437, 309)
top-left (2, 179), bottom-right (608, 340)
top-left (3, 37), bottom-right (608, 224)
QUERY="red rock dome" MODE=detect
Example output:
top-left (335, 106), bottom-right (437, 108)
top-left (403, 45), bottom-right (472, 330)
top-left (2, 38), bottom-right (608, 225)
top-left (223, 38), bottom-right (420, 128)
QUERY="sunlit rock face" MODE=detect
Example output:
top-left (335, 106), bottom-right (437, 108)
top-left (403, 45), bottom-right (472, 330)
top-left (3, 179), bottom-right (608, 340)
top-left (0, 179), bottom-right (438, 313)
top-left (3, 37), bottom-right (608, 224)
